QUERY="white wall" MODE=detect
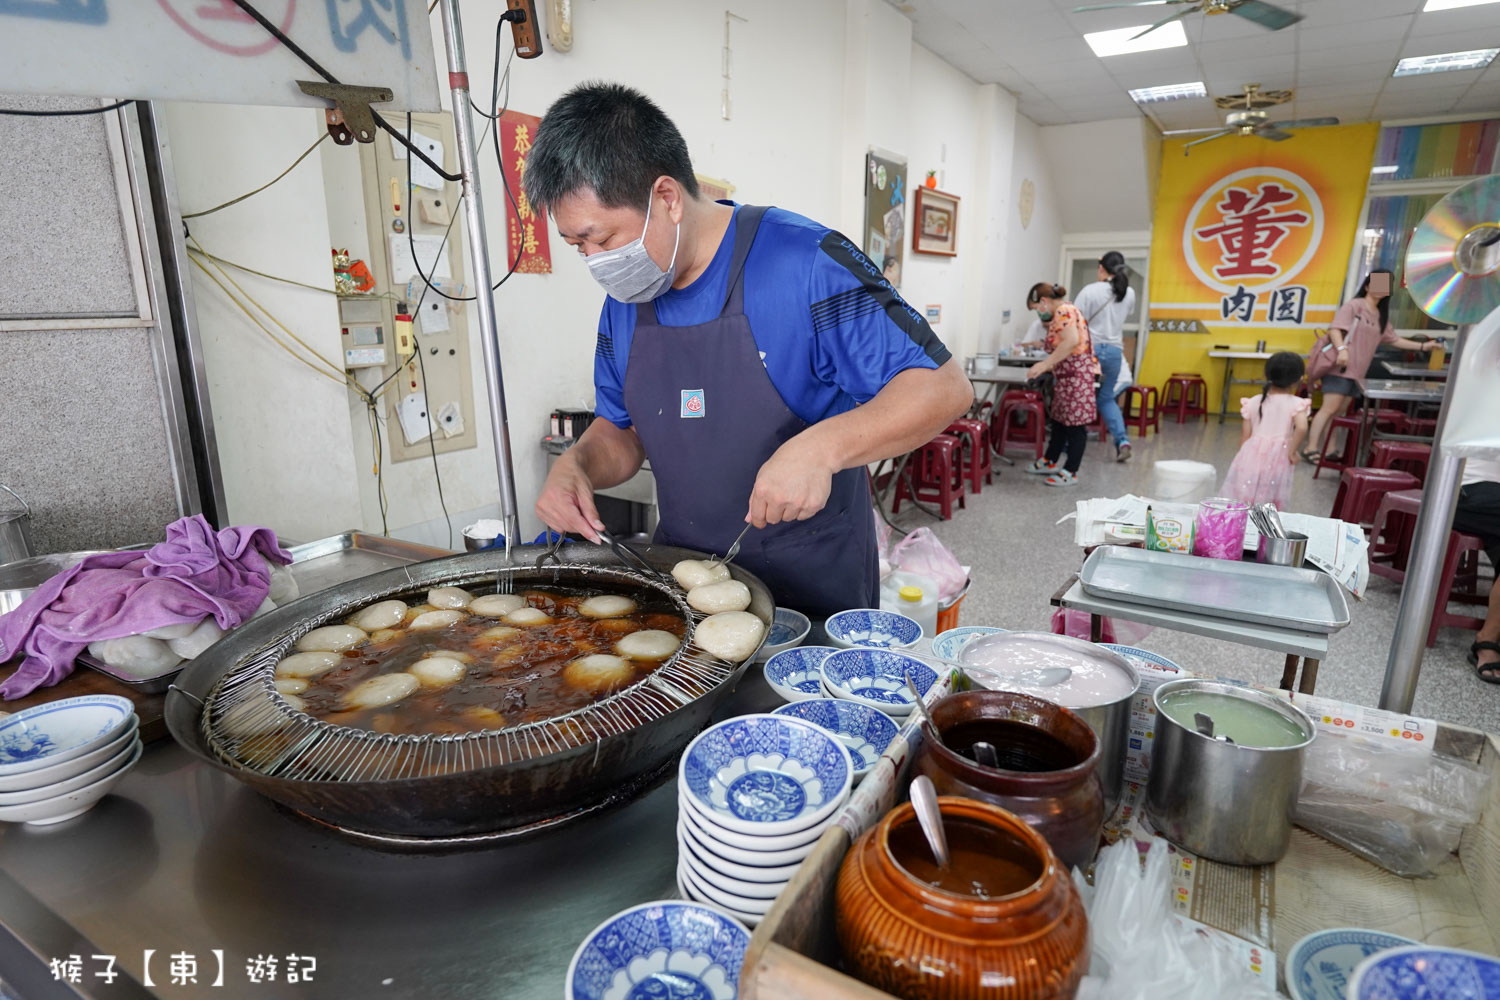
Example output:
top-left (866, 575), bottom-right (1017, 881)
top-left (163, 102), bottom-right (365, 541)
top-left (170, 0), bottom-right (1062, 543)
top-left (996, 114), bottom-right (1064, 349)
top-left (1039, 117), bottom-right (1158, 234)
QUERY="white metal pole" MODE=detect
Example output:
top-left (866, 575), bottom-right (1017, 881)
top-left (437, 0), bottom-right (521, 549)
top-left (1379, 326), bottom-right (1471, 712)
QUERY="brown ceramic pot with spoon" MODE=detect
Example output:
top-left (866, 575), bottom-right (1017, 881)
top-left (911, 690), bottom-right (1105, 870)
top-left (835, 796), bottom-right (1088, 999)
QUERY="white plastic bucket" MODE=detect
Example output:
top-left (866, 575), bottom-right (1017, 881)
top-left (1151, 460), bottom-right (1217, 502)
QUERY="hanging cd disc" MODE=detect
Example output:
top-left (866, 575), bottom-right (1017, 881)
top-left (1404, 173), bottom-right (1500, 326)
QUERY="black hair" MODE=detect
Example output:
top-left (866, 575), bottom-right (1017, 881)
top-left (524, 81), bottom-right (701, 213)
top-left (1099, 250), bottom-right (1129, 302)
top-left (1027, 282), bottom-right (1066, 305)
top-left (1354, 269), bottom-right (1394, 331)
top-left (1259, 351), bottom-right (1306, 418)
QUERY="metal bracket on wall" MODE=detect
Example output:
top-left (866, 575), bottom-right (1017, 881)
top-left (296, 81), bottom-right (392, 145)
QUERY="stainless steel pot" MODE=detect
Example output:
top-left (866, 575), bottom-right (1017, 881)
top-left (0, 485), bottom-right (35, 566)
top-left (1145, 679), bottom-right (1315, 865)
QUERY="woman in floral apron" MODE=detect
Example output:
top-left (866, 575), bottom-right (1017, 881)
top-left (1024, 282), bottom-right (1101, 487)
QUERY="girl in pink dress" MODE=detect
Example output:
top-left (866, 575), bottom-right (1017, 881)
top-left (1222, 353), bottom-right (1310, 510)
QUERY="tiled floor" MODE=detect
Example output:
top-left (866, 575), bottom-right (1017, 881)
top-left (885, 416), bottom-right (1498, 734)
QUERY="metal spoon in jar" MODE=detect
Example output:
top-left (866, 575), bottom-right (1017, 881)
top-left (910, 774), bottom-right (950, 871)
top-left (971, 741), bottom-right (1001, 768)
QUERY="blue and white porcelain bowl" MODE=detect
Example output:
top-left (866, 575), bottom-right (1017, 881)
top-left (678, 714), bottom-right (853, 837)
top-left (1101, 644), bottom-right (1185, 675)
top-left (678, 804), bottom-right (824, 863)
top-left (1286, 928), bottom-right (1418, 1000)
top-left (678, 859), bottom-right (776, 918)
top-left (754, 608), bottom-right (813, 664)
top-left (824, 608), bottom-right (923, 650)
top-left (771, 698), bottom-right (898, 782)
top-left (763, 646), bottom-right (837, 703)
top-left (566, 900), bottom-right (750, 1000)
top-left (678, 835), bottom-right (787, 900)
top-left (677, 821), bottom-right (805, 882)
top-left (1350, 945), bottom-right (1500, 1000)
top-left (0, 739), bottom-right (143, 826)
top-left (0, 696), bottom-right (135, 775)
top-left (0, 716), bottom-right (139, 793)
top-left (819, 648), bottom-right (937, 716)
top-left (931, 625), bottom-right (1008, 662)
top-left (676, 866), bottom-right (764, 930)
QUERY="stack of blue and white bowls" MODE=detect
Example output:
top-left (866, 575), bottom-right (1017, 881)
top-left (0, 695), bottom-right (141, 826)
top-left (676, 713), bottom-right (854, 927)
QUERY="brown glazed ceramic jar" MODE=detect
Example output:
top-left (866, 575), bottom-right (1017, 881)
top-left (835, 797), bottom-right (1088, 999)
top-left (911, 690), bottom-right (1105, 870)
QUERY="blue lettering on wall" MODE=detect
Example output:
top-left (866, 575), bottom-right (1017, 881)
top-left (0, 0), bottom-right (107, 24)
top-left (325, 0), bottom-right (410, 61)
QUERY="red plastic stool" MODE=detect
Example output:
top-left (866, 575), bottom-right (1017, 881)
top-left (1365, 407), bottom-right (1409, 434)
top-left (1085, 413), bottom-right (1108, 443)
top-left (1313, 414), bottom-right (1362, 480)
top-left (994, 396), bottom-right (1047, 459)
top-left (1427, 532), bottom-right (1490, 647)
top-left (892, 435), bottom-right (966, 520)
top-left (1161, 373), bottom-right (1208, 423)
top-left (1331, 467), bottom-right (1420, 526)
top-left (1122, 385), bottom-right (1160, 437)
top-left (1407, 417), bottom-right (1438, 437)
top-left (945, 418), bottom-right (993, 494)
top-left (1369, 490), bottom-right (1422, 580)
top-left (1370, 440), bottom-right (1432, 482)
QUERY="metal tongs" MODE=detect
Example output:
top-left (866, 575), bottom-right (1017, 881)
top-left (534, 529), bottom-right (566, 569)
top-left (1250, 502), bottom-right (1287, 540)
top-left (711, 523), bottom-right (753, 568)
top-left (598, 529), bottom-right (675, 588)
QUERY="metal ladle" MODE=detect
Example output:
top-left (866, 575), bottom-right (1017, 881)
top-left (972, 741), bottom-right (1000, 768)
top-left (910, 774), bottom-right (950, 871)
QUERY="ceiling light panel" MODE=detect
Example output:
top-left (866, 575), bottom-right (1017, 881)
top-left (1393, 48), bottom-right (1500, 75)
top-left (1128, 81), bottom-right (1207, 103)
top-left (1423, 0), bottom-right (1500, 11)
top-left (1084, 21), bottom-right (1189, 58)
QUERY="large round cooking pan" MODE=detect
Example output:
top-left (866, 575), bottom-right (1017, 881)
top-left (165, 542), bottom-right (771, 844)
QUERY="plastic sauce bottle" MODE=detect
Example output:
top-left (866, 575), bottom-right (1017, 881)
top-left (892, 582), bottom-right (939, 638)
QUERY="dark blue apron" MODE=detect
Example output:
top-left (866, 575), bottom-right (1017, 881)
top-left (621, 205), bottom-right (878, 619)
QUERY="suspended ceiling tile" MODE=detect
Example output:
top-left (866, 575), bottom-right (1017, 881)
top-left (1400, 28), bottom-right (1500, 57)
top-left (1297, 0), bottom-right (1423, 27)
top-left (1294, 63), bottom-right (1396, 87)
top-left (1204, 55), bottom-right (1300, 88)
top-left (1297, 16), bottom-right (1415, 52)
top-left (1196, 31), bottom-right (1298, 60)
top-left (1303, 40), bottom-right (1404, 68)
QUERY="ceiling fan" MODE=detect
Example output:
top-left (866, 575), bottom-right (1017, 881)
top-left (1164, 84), bottom-right (1339, 153)
top-left (1073, 0), bottom-right (1303, 41)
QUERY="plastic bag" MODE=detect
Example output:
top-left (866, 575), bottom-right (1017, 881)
top-left (875, 508), bottom-right (894, 579)
top-left (1294, 731), bottom-right (1491, 877)
top-left (888, 527), bottom-right (966, 603)
top-left (1050, 607), bottom-right (1154, 646)
top-left (1074, 838), bottom-right (1276, 1000)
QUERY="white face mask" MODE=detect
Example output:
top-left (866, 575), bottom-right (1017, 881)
top-left (584, 191), bottom-right (681, 304)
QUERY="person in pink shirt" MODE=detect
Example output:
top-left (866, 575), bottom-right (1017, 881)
top-left (1222, 352), bottom-right (1310, 510)
top-left (1301, 269), bottom-right (1440, 463)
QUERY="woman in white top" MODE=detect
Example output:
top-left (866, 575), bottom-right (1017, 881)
top-left (1072, 252), bottom-right (1136, 462)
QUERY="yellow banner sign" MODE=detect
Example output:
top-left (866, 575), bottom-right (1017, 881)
top-left (1148, 124), bottom-right (1380, 330)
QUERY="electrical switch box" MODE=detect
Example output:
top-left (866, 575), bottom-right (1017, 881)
top-left (339, 299), bottom-right (389, 369)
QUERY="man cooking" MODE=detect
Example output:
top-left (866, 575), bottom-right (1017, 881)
top-left (527, 82), bottom-right (973, 619)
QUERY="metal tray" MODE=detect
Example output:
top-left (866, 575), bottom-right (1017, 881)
top-left (1077, 545), bottom-right (1350, 634)
top-left (79, 531), bottom-right (453, 692)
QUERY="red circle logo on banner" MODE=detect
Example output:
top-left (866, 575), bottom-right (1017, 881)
top-left (157, 0), bottom-right (296, 57)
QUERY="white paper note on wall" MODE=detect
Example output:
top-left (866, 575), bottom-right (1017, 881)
top-left (397, 391), bottom-right (434, 446)
top-left (418, 297), bottom-right (450, 333)
top-left (390, 131), bottom-right (446, 190)
top-left (388, 234), bottom-right (452, 285)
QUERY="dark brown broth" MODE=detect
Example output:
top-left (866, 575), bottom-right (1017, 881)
top-left (298, 586), bottom-right (685, 735)
top-left (890, 816), bottom-right (1043, 900)
top-left (942, 719), bottom-right (1080, 772)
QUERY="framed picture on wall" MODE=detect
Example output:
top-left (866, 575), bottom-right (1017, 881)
top-left (913, 187), bottom-right (959, 257)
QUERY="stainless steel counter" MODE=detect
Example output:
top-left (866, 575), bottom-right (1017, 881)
top-left (0, 669), bottom-right (787, 1000)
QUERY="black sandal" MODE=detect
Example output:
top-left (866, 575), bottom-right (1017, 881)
top-left (1469, 640), bottom-right (1500, 684)
top-left (1299, 449), bottom-right (1321, 465)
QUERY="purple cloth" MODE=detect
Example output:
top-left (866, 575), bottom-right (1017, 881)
top-left (0, 515), bottom-right (291, 699)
